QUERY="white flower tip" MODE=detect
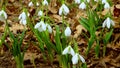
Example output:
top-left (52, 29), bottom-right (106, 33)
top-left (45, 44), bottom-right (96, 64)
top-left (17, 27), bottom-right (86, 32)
top-left (75, 0), bottom-right (80, 4)
top-left (28, 1), bottom-right (33, 7)
top-left (79, 55), bottom-right (85, 63)
top-left (46, 24), bottom-right (52, 33)
top-left (0, 10), bottom-right (7, 21)
top-left (43, 0), bottom-right (48, 6)
top-left (36, 2), bottom-right (39, 6)
top-left (102, 17), bottom-right (115, 29)
top-left (64, 27), bottom-right (71, 37)
top-left (79, 2), bottom-right (86, 10)
top-left (59, 4), bottom-right (69, 15)
top-left (62, 46), bottom-right (75, 56)
top-left (104, 2), bottom-right (110, 9)
top-left (72, 53), bottom-right (79, 64)
top-left (38, 10), bottom-right (43, 16)
top-left (72, 53), bottom-right (85, 64)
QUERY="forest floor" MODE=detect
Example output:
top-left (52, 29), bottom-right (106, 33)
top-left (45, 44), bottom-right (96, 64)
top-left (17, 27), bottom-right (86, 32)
top-left (0, 0), bottom-right (120, 68)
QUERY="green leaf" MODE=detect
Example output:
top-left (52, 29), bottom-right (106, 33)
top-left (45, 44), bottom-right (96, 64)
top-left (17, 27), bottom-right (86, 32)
top-left (55, 25), bottom-right (62, 54)
top-left (79, 17), bottom-right (90, 31)
top-left (86, 36), bottom-right (95, 55)
top-left (104, 29), bottom-right (113, 44)
top-left (95, 40), bottom-right (100, 57)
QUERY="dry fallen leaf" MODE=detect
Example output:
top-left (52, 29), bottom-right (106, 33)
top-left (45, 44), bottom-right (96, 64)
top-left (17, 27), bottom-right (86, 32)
top-left (10, 23), bottom-right (26, 34)
top-left (74, 25), bottom-right (87, 38)
top-left (24, 52), bottom-right (41, 63)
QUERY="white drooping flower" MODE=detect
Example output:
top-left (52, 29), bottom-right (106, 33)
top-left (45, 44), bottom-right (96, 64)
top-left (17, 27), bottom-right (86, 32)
top-left (36, 2), bottom-right (39, 6)
top-left (46, 24), bottom-right (52, 33)
top-left (43, 0), bottom-right (48, 6)
top-left (38, 10), bottom-right (43, 16)
top-left (62, 46), bottom-right (75, 56)
top-left (59, 4), bottom-right (70, 15)
top-left (28, 1), bottom-right (33, 7)
top-left (72, 53), bottom-right (85, 64)
top-left (0, 10), bottom-right (7, 22)
top-left (102, 17), bottom-right (115, 29)
top-left (18, 12), bottom-right (29, 25)
top-left (20, 19), bottom-right (27, 25)
top-left (64, 26), bottom-right (71, 37)
top-left (34, 21), bottom-right (46, 32)
top-left (28, 1), bottom-right (39, 7)
top-left (79, 2), bottom-right (86, 10)
top-left (102, 0), bottom-right (107, 4)
top-left (104, 2), bottom-right (110, 9)
top-left (75, 0), bottom-right (81, 4)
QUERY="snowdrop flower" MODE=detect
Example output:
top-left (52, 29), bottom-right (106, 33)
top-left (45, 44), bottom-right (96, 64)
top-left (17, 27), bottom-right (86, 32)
top-left (64, 26), bottom-right (71, 37)
top-left (19, 12), bottom-right (26, 20)
top-left (43, 0), bottom-right (48, 6)
top-left (28, 1), bottom-right (39, 7)
top-left (18, 12), bottom-right (29, 25)
top-left (28, 1), bottom-right (33, 7)
top-left (20, 19), bottom-right (27, 25)
top-left (0, 10), bottom-right (7, 22)
top-left (59, 4), bottom-right (70, 15)
top-left (102, 17), bottom-right (115, 29)
top-left (36, 2), bottom-right (39, 6)
top-left (102, 0), bottom-right (107, 4)
top-left (75, 0), bottom-right (81, 4)
top-left (104, 2), bottom-right (110, 9)
top-left (62, 46), bottom-right (75, 56)
top-left (46, 24), bottom-right (52, 33)
top-left (34, 21), bottom-right (46, 32)
top-left (72, 53), bottom-right (85, 64)
top-left (38, 10), bottom-right (43, 16)
top-left (79, 2), bottom-right (86, 10)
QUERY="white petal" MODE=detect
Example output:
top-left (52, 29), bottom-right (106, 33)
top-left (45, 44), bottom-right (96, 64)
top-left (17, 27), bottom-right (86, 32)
top-left (2, 10), bottom-right (7, 19)
top-left (19, 19), bottom-right (27, 25)
top-left (104, 2), bottom-right (110, 9)
top-left (59, 6), bottom-right (63, 15)
top-left (34, 22), bottom-right (41, 29)
top-left (43, 0), bottom-right (48, 6)
top-left (19, 12), bottom-right (26, 20)
top-left (70, 47), bottom-right (75, 56)
top-left (46, 24), bottom-right (52, 33)
top-left (102, 19), bottom-right (107, 28)
top-left (22, 20), bottom-right (27, 25)
top-left (62, 46), bottom-right (69, 55)
top-left (79, 55), bottom-right (85, 63)
top-left (63, 4), bottom-right (69, 15)
top-left (38, 10), bottom-right (43, 16)
top-left (28, 1), bottom-right (33, 7)
top-left (40, 21), bottom-right (46, 31)
top-left (102, 0), bottom-right (107, 4)
top-left (36, 2), bottom-right (39, 6)
top-left (38, 27), bottom-right (44, 32)
top-left (106, 17), bottom-right (111, 29)
top-left (62, 46), bottom-right (75, 56)
top-left (64, 27), bottom-right (71, 37)
top-left (75, 0), bottom-right (81, 4)
top-left (72, 53), bottom-right (79, 64)
top-left (0, 10), bottom-right (7, 20)
top-left (0, 16), bottom-right (5, 22)
top-left (79, 2), bottom-right (86, 10)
